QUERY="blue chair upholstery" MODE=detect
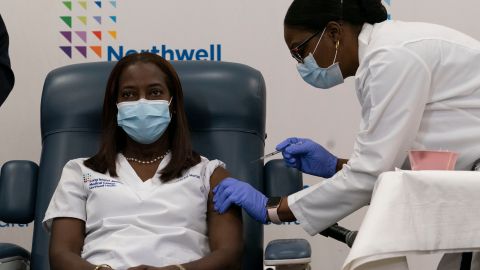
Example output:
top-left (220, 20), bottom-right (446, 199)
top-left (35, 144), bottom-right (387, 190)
top-left (1, 61), bottom-right (267, 270)
top-left (0, 243), bottom-right (30, 270)
top-left (264, 239), bottom-right (311, 265)
top-left (264, 159), bottom-right (303, 198)
top-left (0, 161), bottom-right (38, 224)
top-left (264, 160), bottom-right (311, 269)
top-left (0, 161), bottom-right (37, 269)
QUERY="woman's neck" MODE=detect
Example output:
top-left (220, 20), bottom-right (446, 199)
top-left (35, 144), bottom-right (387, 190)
top-left (340, 23), bottom-right (363, 78)
top-left (123, 133), bottom-right (170, 160)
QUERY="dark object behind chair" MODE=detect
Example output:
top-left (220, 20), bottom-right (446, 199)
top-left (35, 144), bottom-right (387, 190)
top-left (0, 61), bottom-right (266, 270)
top-left (0, 14), bottom-right (14, 107)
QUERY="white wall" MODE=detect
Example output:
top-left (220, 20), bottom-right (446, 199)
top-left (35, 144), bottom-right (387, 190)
top-left (1, 0), bottom-right (479, 269)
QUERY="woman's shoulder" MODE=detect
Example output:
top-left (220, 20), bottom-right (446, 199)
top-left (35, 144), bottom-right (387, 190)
top-left (61, 157), bottom-right (91, 172)
top-left (187, 156), bottom-right (226, 191)
top-left (65, 157), bottom-right (89, 165)
top-left (197, 155), bottom-right (226, 168)
top-left (186, 155), bottom-right (226, 177)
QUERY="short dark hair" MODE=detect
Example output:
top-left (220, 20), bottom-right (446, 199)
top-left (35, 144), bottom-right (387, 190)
top-left (84, 52), bottom-right (201, 182)
top-left (284, 0), bottom-right (388, 31)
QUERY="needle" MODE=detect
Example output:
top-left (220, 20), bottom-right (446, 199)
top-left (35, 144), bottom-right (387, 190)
top-left (250, 150), bottom-right (282, 163)
top-left (251, 141), bottom-right (302, 163)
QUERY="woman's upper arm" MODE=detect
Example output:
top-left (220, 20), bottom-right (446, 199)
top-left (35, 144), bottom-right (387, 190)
top-left (50, 217), bottom-right (86, 255)
top-left (207, 166), bottom-right (243, 253)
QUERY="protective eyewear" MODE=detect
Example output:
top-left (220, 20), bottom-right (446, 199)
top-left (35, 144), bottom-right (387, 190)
top-left (290, 30), bottom-right (322, 63)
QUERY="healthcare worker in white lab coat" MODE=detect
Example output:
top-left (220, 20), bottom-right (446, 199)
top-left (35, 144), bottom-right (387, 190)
top-left (213, 0), bottom-right (480, 268)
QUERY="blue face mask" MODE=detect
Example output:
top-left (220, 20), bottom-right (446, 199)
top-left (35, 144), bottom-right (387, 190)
top-left (296, 28), bottom-right (344, 89)
top-left (117, 98), bottom-right (172, 145)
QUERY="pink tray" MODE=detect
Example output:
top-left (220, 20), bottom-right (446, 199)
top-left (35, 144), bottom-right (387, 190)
top-left (408, 150), bottom-right (458, 170)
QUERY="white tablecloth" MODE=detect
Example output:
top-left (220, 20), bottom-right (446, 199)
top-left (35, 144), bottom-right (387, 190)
top-left (342, 170), bottom-right (480, 270)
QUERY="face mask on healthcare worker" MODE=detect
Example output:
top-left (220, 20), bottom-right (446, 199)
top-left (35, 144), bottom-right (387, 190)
top-left (117, 98), bottom-right (172, 144)
top-left (297, 28), bottom-right (344, 89)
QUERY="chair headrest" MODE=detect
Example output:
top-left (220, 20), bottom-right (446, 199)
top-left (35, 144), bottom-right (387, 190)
top-left (41, 61), bottom-right (265, 141)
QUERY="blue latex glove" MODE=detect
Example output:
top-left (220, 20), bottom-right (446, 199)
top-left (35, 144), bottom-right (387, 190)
top-left (213, 177), bottom-right (268, 224)
top-left (276, 137), bottom-right (338, 178)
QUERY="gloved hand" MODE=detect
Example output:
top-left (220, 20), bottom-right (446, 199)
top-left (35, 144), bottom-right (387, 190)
top-left (213, 177), bottom-right (268, 224)
top-left (276, 137), bottom-right (338, 178)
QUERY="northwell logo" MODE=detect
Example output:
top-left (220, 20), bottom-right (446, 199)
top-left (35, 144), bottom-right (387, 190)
top-left (58, 1), bottom-right (222, 61)
top-left (106, 44), bottom-right (222, 62)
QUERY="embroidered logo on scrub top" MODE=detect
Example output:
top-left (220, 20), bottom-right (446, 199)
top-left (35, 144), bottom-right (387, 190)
top-left (177, 173), bottom-right (200, 182)
top-left (83, 173), bottom-right (92, 183)
top-left (175, 173), bottom-right (207, 195)
top-left (83, 173), bottom-right (121, 189)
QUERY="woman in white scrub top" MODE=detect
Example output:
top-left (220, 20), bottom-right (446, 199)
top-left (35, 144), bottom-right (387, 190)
top-left (43, 53), bottom-right (243, 270)
top-left (213, 0), bottom-right (480, 268)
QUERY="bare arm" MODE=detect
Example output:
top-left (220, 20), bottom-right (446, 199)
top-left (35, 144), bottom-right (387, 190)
top-left (178, 166), bottom-right (243, 270)
top-left (336, 158), bottom-right (349, 172)
top-left (50, 217), bottom-right (106, 270)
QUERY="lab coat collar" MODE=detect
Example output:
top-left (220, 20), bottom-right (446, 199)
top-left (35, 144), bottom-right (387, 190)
top-left (357, 23), bottom-right (374, 64)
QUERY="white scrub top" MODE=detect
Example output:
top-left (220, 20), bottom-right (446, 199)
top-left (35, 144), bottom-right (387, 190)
top-left (289, 20), bottom-right (480, 235)
top-left (43, 153), bottom-right (224, 270)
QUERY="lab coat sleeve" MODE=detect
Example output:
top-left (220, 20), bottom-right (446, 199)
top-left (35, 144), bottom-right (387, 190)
top-left (288, 47), bottom-right (432, 235)
top-left (43, 159), bottom-right (88, 232)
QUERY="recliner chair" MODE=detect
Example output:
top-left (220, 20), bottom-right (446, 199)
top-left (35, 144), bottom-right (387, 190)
top-left (0, 60), bottom-right (311, 270)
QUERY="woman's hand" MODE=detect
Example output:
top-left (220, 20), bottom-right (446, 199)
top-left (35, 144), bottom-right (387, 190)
top-left (276, 137), bottom-right (338, 178)
top-left (213, 177), bottom-right (268, 224)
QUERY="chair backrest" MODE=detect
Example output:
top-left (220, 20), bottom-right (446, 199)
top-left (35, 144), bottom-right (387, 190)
top-left (31, 61), bottom-right (266, 270)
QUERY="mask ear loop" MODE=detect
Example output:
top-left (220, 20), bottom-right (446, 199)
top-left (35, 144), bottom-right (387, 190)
top-left (332, 40), bottom-right (340, 65)
top-left (311, 27), bottom-right (327, 56)
top-left (168, 97), bottom-right (175, 117)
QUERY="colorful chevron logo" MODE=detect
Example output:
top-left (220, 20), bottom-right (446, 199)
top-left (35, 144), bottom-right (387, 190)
top-left (59, 0), bottom-right (118, 59)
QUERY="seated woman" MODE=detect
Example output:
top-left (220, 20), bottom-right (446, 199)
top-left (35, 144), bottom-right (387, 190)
top-left (43, 52), bottom-right (243, 270)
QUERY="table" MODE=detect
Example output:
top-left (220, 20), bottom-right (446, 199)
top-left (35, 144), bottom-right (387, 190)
top-left (342, 170), bottom-right (480, 270)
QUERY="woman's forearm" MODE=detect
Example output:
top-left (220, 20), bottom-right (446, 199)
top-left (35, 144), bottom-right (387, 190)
top-left (50, 251), bottom-right (98, 270)
top-left (336, 158), bottom-right (349, 172)
top-left (50, 218), bottom-right (98, 270)
top-left (276, 159), bottom-right (349, 222)
top-left (277, 196), bottom-right (296, 222)
top-left (175, 248), bottom-right (242, 270)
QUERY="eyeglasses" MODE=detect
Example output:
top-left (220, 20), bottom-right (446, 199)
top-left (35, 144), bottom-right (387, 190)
top-left (290, 30), bottom-right (322, 63)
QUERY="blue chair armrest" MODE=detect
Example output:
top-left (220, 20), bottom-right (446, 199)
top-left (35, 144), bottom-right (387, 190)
top-left (0, 243), bottom-right (30, 262)
top-left (0, 160), bottom-right (38, 224)
top-left (264, 161), bottom-right (310, 267)
top-left (264, 159), bottom-right (302, 197)
top-left (264, 239), bottom-right (311, 266)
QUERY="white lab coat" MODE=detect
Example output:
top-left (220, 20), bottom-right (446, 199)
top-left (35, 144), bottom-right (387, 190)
top-left (288, 20), bottom-right (480, 235)
top-left (43, 153), bottom-right (224, 270)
